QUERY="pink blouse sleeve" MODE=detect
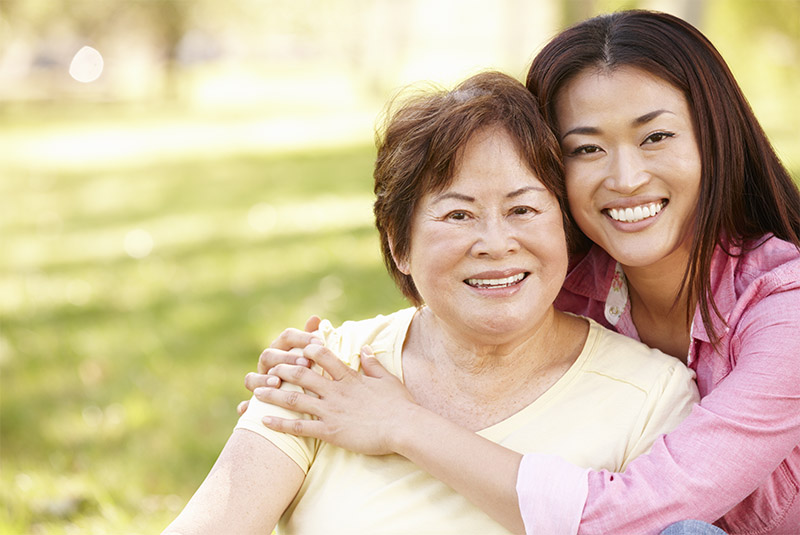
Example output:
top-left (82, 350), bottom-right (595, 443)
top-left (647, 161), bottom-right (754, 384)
top-left (516, 454), bottom-right (588, 534)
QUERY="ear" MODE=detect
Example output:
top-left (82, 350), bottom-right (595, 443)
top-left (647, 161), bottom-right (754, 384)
top-left (388, 237), bottom-right (410, 275)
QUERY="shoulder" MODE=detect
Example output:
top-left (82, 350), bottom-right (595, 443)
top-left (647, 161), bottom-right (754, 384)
top-left (718, 236), bottom-right (800, 327)
top-left (318, 307), bottom-right (416, 371)
top-left (580, 319), bottom-right (695, 395)
top-left (731, 236), bottom-right (800, 293)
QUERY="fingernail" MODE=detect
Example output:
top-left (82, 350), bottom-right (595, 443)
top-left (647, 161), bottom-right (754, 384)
top-left (309, 337), bottom-right (324, 346)
top-left (361, 345), bottom-right (374, 356)
top-left (266, 376), bottom-right (280, 386)
top-left (296, 357), bottom-right (310, 367)
top-left (262, 416), bottom-right (272, 425)
top-left (254, 387), bottom-right (267, 397)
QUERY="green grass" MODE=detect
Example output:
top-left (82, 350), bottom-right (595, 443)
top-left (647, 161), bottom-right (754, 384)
top-left (0, 106), bottom-right (408, 534)
top-left (1, 99), bottom-right (797, 535)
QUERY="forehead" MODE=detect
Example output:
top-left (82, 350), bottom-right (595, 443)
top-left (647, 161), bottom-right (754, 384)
top-left (444, 126), bottom-right (548, 190)
top-left (555, 65), bottom-right (690, 127)
top-left (421, 127), bottom-right (554, 205)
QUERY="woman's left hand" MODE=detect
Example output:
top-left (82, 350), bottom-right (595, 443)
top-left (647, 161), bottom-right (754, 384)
top-left (254, 344), bottom-right (417, 456)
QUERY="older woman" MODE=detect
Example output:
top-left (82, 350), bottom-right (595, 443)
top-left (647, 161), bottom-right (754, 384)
top-left (163, 72), bottom-right (696, 535)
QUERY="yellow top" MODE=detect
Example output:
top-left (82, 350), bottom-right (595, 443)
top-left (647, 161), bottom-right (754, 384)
top-left (236, 307), bottom-right (698, 534)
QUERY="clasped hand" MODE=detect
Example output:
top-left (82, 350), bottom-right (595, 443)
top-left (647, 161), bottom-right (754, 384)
top-left (238, 316), bottom-right (416, 456)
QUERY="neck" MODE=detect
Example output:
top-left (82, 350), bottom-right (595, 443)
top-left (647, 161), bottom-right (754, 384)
top-left (622, 249), bottom-right (694, 359)
top-left (624, 264), bottom-right (689, 320)
top-left (402, 307), bottom-right (588, 430)
top-left (415, 306), bottom-right (565, 375)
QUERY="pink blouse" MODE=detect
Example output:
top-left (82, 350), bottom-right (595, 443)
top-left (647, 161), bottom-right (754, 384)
top-left (517, 236), bottom-right (800, 534)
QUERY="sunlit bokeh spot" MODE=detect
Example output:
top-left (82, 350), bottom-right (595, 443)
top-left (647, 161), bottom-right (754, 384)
top-left (124, 229), bottom-right (154, 259)
top-left (82, 405), bottom-right (104, 429)
top-left (318, 275), bottom-right (343, 303)
top-left (78, 360), bottom-right (104, 387)
top-left (15, 473), bottom-right (34, 493)
top-left (247, 202), bottom-right (277, 233)
top-left (69, 46), bottom-right (104, 83)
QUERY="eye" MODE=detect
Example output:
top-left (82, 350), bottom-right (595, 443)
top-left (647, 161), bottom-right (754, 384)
top-left (446, 210), bottom-right (470, 221)
top-left (569, 144), bottom-right (603, 156)
top-left (510, 206), bottom-right (536, 216)
top-left (642, 131), bottom-right (675, 145)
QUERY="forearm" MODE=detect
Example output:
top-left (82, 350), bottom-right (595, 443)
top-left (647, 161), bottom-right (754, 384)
top-left (392, 403), bottom-right (525, 533)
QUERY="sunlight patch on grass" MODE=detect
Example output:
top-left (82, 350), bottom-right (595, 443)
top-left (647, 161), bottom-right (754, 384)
top-left (0, 112), bottom-right (377, 171)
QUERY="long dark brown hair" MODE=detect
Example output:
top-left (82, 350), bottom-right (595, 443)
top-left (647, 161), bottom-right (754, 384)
top-left (527, 10), bottom-right (800, 343)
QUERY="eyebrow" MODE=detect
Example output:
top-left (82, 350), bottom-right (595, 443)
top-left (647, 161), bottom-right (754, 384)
top-left (561, 109), bottom-right (676, 140)
top-left (431, 185), bottom-right (546, 204)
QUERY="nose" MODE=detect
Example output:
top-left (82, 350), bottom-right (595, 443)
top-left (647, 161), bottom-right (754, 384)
top-left (471, 216), bottom-right (519, 259)
top-left (604, 146), bottom-right (650, 193)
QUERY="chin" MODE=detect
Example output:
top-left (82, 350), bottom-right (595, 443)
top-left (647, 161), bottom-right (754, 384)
top-left (464, 313), bottom-right (544, 341)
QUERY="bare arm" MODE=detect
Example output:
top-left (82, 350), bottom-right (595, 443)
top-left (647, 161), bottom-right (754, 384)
top-left (257, 344), bottom-right (525, 532)
top-left (162, 429), bottom-right (305, 535)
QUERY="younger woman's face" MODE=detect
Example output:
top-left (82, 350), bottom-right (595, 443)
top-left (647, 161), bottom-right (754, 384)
top-left (555, 66), bottom-right (702, 272)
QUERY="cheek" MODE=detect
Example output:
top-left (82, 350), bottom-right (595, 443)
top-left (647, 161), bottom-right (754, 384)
top-left (528, 217), bottom-right (570, 272)
top-left (565, 181), bottom-right (591, 227)
top-left (407, 227), bottom-right (464, 271)
top-left (564, 167), bottom-right (586, 205)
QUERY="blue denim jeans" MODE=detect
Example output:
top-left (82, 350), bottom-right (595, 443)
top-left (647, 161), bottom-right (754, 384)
top-left (660, 520), bottom-right (727, 535)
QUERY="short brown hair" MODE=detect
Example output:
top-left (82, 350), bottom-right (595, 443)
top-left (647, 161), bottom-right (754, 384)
top-left (373, 71), bottom-right (566, 306)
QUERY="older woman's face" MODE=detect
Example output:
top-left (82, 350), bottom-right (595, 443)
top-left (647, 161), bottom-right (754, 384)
top-left (397, 125), bottom-right (568, 342)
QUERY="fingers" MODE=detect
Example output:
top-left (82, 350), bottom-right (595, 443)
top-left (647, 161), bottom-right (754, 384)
top-left (359, 345), bottom-right (390, 379)
top-left (245, 371), bottom-right (281, 392)
top-left (303, 315), bottom-right (322, 333)
top-left (263, 363), bottom-right (331, 395)
top-left (262, 415), bottom-right (327, 439)
top-left (253, 381), bottom-right (321, 416)
top-left (237, 399), bottom-right (249, 416)
top-left (303, 344), bottom-right (358, 382)
top-left (269, 327), bottom-right (324, 353)
top-left (258, 347), bottom-right (311, 375)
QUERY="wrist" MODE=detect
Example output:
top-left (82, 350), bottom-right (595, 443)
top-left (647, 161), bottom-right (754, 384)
top-left (389, 401), bottom-right (434, 457)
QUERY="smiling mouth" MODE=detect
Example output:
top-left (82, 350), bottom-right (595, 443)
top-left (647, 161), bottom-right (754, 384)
top-left (605, 201), bottom-right (666, 223)
top-left (465, 272), bottom-right (529, 289)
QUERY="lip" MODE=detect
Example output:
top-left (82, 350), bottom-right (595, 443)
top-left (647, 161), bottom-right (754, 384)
top-left (463, 269), bottom-right (529, 296)
top-left (465, 268), bottom-right (527, 280)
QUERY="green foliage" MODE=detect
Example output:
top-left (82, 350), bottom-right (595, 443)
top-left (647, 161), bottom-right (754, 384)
top-left (0, 105), bottom-right (408, 533)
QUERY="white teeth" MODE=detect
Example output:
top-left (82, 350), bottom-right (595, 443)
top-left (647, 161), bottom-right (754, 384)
top-left (608, 202), bottom-right (663, 223)
top-left (466, 272), bottom-right (526, 288)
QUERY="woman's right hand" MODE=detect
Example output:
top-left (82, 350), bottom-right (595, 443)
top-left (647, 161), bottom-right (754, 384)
top-left (237, 315), bottom-right (322, 416)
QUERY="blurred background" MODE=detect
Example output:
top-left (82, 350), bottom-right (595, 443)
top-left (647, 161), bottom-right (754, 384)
top-left (1, 0), bottom-right (798, 533)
